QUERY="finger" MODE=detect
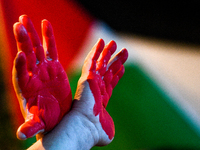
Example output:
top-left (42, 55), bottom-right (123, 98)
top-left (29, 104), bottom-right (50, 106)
top-left (16, 110), bottom-right (45, 140)
top-left (103, 48), bottom-right (128, 86)
top-left (19, 15), bottom-right (45, 62)
top-left (13, 22), bottom-right (36, 71)
top-left (42, 19), bottom-right (58, 61)
top-left (111, 65), bottom-right (125, 89)
top-left (106, 65), bottom-right (125, 99)
top-left (103, 69), bottom-right (113, 87)
top-left (14, 51), bottom-right (29, 88)
top-left (83, 38), bottom-right (105, 73)
top-left (107, 48), bottom-right (128, 75)
top-left (96, 40), bottom-right (117, 75)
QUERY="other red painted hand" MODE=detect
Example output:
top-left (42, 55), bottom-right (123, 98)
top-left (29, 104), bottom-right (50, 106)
top-left (12, 15), bottom-right (72, 140)
top-left (74, 39), bottom-right (128, 145)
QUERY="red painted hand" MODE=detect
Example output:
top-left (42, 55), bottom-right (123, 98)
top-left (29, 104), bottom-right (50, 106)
top-left (12, 15), bottom-right (72, 140)
top-left (74, 39), bottom-right (128, 145)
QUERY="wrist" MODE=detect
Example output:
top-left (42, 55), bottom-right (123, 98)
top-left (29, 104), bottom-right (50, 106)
top-left (28, 110), bottom-right (99, 150)
top-left (68, 110), bottom-right (100, 148)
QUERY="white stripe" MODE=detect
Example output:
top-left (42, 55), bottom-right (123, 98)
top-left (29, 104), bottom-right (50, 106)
top-left (122, 34), bottom-right (200, 136)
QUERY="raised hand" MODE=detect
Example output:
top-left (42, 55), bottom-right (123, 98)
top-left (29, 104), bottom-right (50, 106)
top-left (73, 39), bottom-right (128, 146)
top-left (12, 15), bottom-right (72, 140)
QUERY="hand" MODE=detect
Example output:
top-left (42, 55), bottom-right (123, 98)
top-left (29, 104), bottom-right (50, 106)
top-left (12, 15), bottom-right (72, 140)
top-left (73, 39), bottom-right (128, 146)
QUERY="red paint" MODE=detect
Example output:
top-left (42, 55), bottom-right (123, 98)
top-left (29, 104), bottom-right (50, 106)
top-left (84, 39), bottom-right (128, 140)
top-left (13, 16), bottom-right (72, 139)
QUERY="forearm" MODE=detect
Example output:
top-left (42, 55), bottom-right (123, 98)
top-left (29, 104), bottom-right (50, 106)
top-left (28, 110), bottom-right (99, 150)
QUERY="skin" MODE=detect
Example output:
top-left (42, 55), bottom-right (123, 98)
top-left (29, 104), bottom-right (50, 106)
top-left (13, 15), bottom-right (128, 149)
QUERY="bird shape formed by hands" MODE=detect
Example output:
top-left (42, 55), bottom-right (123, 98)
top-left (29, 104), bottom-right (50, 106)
top-left (12, 15), bottom-right (128, 144)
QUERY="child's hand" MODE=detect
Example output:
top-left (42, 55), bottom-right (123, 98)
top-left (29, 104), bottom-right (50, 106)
top-left (12, 15), bottom-right (72, 140)
top-left (73, 39), bottom-right (128, 145)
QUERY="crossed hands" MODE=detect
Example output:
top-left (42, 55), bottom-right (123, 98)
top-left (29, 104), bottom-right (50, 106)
top-left (13, 15), bottom-right (128, 148)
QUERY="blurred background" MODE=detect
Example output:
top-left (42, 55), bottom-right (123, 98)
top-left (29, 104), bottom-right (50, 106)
top-left (1, 0), bottom-right (200, 149)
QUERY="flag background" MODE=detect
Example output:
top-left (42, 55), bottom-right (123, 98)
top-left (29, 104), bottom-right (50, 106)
top-left (1, 0), bottom-right (200, 149)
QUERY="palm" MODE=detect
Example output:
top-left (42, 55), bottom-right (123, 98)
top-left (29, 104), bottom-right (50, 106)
top-left (13, 15), bottom-right (72, 140)
top-left (21, 60), bottom-right (71, 120)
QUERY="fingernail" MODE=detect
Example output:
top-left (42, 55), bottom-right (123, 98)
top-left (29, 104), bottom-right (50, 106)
top-left (107, 40), bottom-right (117, 50)
top-left (19, 14), bottom-right (28, 23)
top-left (42, 19), bottom-right (53, 37)
top-left (13, 23), bottom-right (28, 42)
top-left (17, 131), bottom-right (27, 140)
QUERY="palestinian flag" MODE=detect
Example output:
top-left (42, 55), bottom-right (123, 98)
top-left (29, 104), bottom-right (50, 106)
top-left (1, 0), bottom-right (200, 149)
